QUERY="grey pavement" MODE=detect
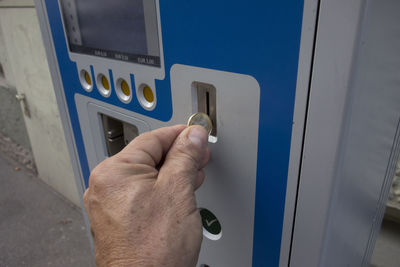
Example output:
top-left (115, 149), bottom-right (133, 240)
top-left (371, 219), bottom-right (400, 267)
top-left (0, 152), bottom-right (95, 267)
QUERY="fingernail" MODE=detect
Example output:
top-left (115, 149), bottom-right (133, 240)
top-left (188, 127), bottom-right (207, 148)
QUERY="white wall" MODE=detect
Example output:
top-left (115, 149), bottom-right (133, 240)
top-left (0, 21), bottom-right (15, 88)
top-left (0, 4), bottom-right (81, 206)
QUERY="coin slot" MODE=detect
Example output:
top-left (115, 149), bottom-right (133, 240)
top-left (138, 83), bottom-right (156, 110)
top-left (193, 82), bottom-right (217, 143)
top-left (116, 78), bottom-right (132, 103)
top-left (96, 74), bottom-right (111, 97)
top-left (79, 69), bottom-right (93, 91)
top-left (100, 114), bottom-right (139, 156)
top-left (206, 91), bottom-right (210, 116)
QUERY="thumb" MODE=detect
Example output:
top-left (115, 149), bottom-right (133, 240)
top-left (157, 125), bottom-right (209, 191)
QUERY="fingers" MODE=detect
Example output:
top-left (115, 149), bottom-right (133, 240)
top-left (116, 124), bottom-right (186, 167)
top-left (157, 125), bottom-right (210, 190)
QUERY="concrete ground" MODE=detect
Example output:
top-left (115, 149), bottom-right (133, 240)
top-left (0, 150), bottom-right (399, 267)
top-left (0, 152), bottom-right (95, 267)
top-left (371, 219), bottom-right (400, 267)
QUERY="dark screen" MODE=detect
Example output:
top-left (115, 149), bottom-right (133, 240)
top-left (60, 0), bottom-right (160, 67)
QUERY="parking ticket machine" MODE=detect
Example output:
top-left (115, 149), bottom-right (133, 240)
top-left (35, 0), bottom-right (400, 266)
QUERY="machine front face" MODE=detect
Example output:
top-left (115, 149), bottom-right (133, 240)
top-left (42, 0), bottom-right (305, 265)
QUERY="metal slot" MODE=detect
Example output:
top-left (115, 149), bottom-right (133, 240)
top-left (195, 82), bottom-right (217, 137)
top-left (101, 114), bottom-right (139, 156)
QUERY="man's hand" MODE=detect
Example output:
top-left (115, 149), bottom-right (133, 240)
top-left (83, 125), bottom-right (210, 267)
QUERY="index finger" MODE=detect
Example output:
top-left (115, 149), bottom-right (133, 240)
top-left (115, 124), bottom-right (187, 167)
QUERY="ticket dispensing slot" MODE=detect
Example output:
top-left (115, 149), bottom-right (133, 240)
top-left (101, 114), bottom-right (139, 156)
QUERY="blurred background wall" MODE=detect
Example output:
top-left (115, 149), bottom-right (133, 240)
top-left (0, 0), bottom-right (80, 206)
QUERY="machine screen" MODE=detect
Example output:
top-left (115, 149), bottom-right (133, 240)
top-left (60, 0), bottom-right (160, 67)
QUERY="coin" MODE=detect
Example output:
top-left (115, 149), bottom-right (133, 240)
top-left (187, 112), bottom-right (213, 135)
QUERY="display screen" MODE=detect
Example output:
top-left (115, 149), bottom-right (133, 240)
top-left (60, 0), bottom-right (160, 67)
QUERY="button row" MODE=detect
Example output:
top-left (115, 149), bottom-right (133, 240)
top-left (79, 69), bottom-right (155, 110)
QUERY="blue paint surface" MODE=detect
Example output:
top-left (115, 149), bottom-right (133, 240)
top-left (44, 1), bottom-right (304, 265)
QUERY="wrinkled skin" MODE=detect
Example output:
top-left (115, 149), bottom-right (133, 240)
top-left (83, 125), bottom-right (210, 267)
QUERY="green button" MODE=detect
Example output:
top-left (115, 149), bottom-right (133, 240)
top-left (200, 208), bottom-right (221, 236)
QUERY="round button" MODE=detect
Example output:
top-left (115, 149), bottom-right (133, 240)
top-left (143, 85), bottom-right (154, 103)
top-left (97, 74), bottom-right (111, 97)
top-left (101, 75), bottom-right (110, 90)
top-left (200, 208), bottom-right (222, 240)
top-left (84, 71), bottom-right (92, 85)
top-left (121, 80), bottom-right (131, 96)
top-left (137, 83), bottom-right (156, 110)
top-left (116, 78), bottom-right (132, 103)
top-left (80, 69), bottom-right (93, 91)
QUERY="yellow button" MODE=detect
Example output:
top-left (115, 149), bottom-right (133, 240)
top-left (143, 86), bottom-right (154, 103)
top-left (84, 71), bottom-right (92, 85)
top-left (101, 75), bottom-right (110, 90)
top-left (121, 80), bottom-right (130, 96)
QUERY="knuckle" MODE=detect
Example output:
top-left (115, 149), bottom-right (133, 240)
top-left (83, 190), bottom-right (90, 210)
top-left (83, 189), bottom-right (89, 203)
top-left (133, 130), bottom-right (156, 146)
top-left (88, 159), bottom-right (113, 189)
top-left (136, 131), bottom-right (152, 142)
top-left (88, 168), bottom-right (102, 187)
top-left (83, 190), bottom-right (102, 214)
top-left (83, 189), bottom-right (95, 213)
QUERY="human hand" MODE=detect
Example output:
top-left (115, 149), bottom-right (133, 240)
top-left (83, 125), bottom-right (210, 267)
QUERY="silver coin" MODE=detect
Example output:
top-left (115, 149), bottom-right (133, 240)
top-left (187, 112), bottom-right (213, 135)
